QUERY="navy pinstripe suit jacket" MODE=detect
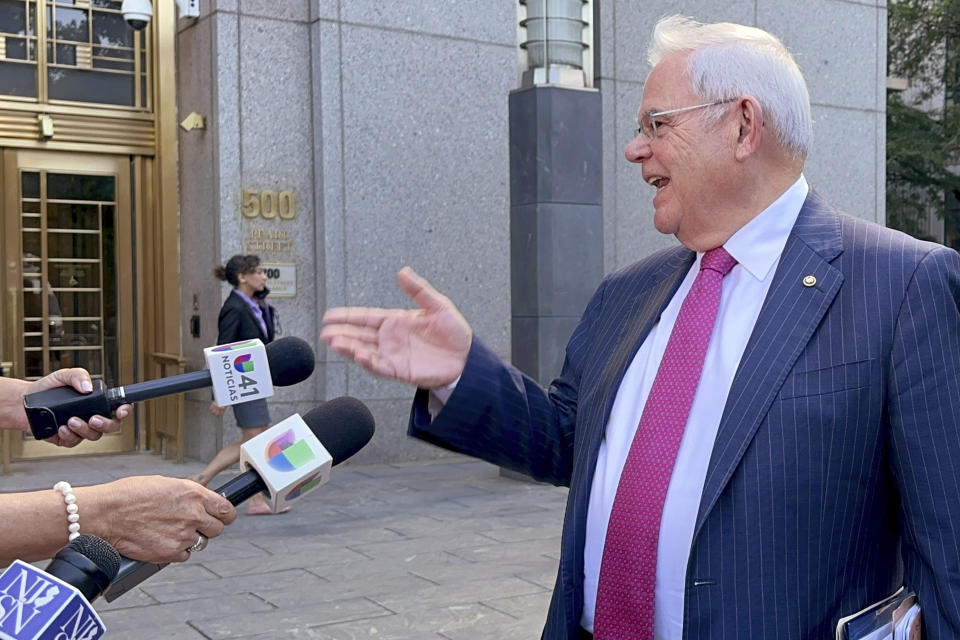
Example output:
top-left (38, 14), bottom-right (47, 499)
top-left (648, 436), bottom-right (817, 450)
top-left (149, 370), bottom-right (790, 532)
top-left (410, 192), bottom-right (960, 639)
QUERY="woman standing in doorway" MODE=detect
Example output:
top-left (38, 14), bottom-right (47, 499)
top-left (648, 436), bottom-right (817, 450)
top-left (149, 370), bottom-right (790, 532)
top-left (190, 254), bottom-right (283, 515)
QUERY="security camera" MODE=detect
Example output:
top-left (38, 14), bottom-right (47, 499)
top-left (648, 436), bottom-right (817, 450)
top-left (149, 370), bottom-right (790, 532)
top-left (121, 0), bottom-right (152, 31)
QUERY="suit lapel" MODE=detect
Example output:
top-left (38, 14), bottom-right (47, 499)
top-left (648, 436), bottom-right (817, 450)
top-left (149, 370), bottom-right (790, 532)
top-left (694, 192), bottom-right (845, 535)
top-left (232, 290), bottom-right (268, 342)
top-left (579, 248), bottom-right (695, 465)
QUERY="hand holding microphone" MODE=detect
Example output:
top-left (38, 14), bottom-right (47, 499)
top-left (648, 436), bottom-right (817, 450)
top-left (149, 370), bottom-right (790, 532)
top-left (0, 370), bottom-right (131, 448)
top-left (22, 336), bottom-right (315, 440)
top-left (83, 476), bottom-right (237, 564)
top-left (0, 477), bottom-right (235, 569)
top-left (103, 396), bottom-right (376, 602)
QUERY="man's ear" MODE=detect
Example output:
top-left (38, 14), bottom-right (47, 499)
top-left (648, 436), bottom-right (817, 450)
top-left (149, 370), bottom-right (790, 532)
top-left (734, 96), bottom-right (764, 161)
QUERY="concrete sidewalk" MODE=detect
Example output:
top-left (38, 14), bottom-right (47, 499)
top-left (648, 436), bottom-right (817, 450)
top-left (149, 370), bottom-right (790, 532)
top-left (1, 452), bottom-right (567, 639)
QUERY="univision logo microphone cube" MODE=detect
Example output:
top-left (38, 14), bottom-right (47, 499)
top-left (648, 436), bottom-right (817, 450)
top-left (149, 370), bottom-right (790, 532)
top-left (203, 339), bottom-right (274, 407)
top-left (239, 413), bottom-right (333, 512)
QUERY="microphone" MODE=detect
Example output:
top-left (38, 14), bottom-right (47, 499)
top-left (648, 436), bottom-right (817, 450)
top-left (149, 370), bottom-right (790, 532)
top-left (102, 397), bottom-right (375, 602)
top-left (220, 396), bottom-right (375, 510)
top-left (22, 336), bottom-right (316, 440)
top-left (0, 535), bottom-right (120, 640)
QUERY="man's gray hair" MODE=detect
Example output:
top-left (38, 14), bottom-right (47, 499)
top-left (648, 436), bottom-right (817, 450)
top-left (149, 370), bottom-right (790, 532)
top-left (648, 16), bottom-right (812, 159)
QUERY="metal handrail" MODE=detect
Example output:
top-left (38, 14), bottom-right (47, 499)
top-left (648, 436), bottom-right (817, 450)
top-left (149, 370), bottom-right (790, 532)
top-left (145, 351), bottom-right (187, 462)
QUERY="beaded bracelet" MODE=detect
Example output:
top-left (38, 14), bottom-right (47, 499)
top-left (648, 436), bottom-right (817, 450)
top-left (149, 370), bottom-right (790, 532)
top-left (53, 481), bottom-right (80, 542)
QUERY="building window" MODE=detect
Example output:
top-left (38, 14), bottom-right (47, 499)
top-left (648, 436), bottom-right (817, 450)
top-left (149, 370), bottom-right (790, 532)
top-left (0, 0), bottom-right (150, 109)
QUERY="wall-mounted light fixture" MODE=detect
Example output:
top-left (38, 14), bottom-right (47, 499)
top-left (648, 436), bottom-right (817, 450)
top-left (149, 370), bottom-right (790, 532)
top-left (37, 114), bottom-right (54, 140)
top-left (518, 0), bottom-right (592, 88)
top-left (180, 112), bottom-right (206, 131)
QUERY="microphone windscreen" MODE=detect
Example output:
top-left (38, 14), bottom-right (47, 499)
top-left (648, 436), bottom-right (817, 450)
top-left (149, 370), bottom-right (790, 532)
top-left (302, 397), bottom-right (375, 465)
top-left (265, 336), bottom-right (316, 386)
top-left (70, 535), bottom-right (122, 581)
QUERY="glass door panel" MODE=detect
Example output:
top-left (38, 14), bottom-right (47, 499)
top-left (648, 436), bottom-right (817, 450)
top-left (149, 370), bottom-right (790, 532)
top-left (20, 168), bottom-right (114, 380)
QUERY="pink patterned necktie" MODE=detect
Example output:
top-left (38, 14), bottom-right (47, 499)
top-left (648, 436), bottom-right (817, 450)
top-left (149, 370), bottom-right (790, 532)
top-left (593, 247), bottom-right (738, 639)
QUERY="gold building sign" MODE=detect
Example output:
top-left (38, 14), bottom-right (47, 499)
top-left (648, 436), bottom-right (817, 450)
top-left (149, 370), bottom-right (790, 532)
top-left (241, 189), bottom-right (296, 220)
top-left (243, 228), bottom-right (293, 253)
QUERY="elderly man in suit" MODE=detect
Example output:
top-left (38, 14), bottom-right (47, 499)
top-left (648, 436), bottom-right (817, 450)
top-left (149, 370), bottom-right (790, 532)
top-left (320, 15), bottom-right (960, 640)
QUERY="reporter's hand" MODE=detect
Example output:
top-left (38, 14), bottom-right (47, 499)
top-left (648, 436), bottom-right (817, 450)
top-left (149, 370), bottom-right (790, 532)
top-left (2, 368), bottom-right (132, 447)
top-left (81, 476), bottom-right (237, 564)
top-left (320, 267), bottom-right (472, 389)
top-left (209, 401), bottom-right (227, 417)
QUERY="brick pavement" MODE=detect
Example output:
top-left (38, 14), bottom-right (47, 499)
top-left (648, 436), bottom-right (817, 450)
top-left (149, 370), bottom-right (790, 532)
top-left (1, 452), bottom-right (567, 639)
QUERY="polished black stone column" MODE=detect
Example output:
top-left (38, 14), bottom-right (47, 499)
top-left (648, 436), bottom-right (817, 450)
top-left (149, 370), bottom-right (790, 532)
top-left (509, 85), bottom-right (603, 385)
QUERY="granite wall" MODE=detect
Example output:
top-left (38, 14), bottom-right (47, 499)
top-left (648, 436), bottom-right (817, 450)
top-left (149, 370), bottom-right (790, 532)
top-left (176, 0), bottom-right (886, 465)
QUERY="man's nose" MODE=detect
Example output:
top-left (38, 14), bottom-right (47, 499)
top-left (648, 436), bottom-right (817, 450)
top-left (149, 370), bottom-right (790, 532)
top-left (624, 133), bottom-right (651, 163)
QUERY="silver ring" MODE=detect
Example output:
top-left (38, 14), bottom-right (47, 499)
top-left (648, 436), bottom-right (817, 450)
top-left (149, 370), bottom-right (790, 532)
top-left (186, 534), bottom-right (208, 553)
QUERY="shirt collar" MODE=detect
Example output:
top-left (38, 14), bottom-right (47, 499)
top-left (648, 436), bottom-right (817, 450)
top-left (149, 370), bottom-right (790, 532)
top-left (233, 288), bottom-right (259, 307)
top-left (721, 174), bottom-right (808, 282)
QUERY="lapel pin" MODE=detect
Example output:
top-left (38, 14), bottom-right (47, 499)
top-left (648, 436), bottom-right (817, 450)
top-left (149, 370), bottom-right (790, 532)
top-left (802, 275), bottom-right (817, 287)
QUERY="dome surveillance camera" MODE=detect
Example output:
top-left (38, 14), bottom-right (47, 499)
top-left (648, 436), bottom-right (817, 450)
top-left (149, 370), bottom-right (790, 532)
top-left (121, 0), bottom-right (153, 31)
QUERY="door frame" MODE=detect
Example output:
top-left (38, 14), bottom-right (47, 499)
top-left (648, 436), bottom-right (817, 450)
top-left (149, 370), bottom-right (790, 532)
top-left (1, 148), bottom-right (136, 458)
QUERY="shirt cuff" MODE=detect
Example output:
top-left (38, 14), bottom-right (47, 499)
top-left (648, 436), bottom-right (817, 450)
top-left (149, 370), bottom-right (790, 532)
top-left (427, 376), bottom-right (461, 417)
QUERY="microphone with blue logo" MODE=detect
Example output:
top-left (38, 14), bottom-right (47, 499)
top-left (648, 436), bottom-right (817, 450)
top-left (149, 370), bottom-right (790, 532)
top-left (0, 535), bottom-right (120, 640)
top-left (22, 336), bottom-right (315, 440)
top-left (102, 396), bottom-right (376, 602)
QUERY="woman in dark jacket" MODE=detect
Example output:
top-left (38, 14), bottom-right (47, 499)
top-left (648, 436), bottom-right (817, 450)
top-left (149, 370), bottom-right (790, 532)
top-left (190, 254), bottom-right (282, 515)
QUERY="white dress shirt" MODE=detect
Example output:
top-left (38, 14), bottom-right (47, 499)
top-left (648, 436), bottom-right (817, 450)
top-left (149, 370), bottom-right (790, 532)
top-left (580, 175), bottom-right (808, 638)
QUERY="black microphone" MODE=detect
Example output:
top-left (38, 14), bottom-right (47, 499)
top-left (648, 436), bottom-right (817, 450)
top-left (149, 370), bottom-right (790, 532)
top-left (215, 396), bottom-right (375, 505)
top-left (22, 336), bottom-right (316, 440)
top-left (102, 397), bottom-right (376, 602)
top-left (42, 534), bottom-right (121, 603)
top-left (0, 535), bottom-right (121, 639)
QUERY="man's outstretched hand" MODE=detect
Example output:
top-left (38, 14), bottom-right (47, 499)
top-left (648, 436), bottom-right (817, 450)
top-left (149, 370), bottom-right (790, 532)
top-left (320, 267), bottom-right (472, 389)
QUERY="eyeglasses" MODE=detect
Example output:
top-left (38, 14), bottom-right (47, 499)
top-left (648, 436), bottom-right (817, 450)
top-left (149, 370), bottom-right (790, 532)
top-left (636, 97), bottom-right (738, 141)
